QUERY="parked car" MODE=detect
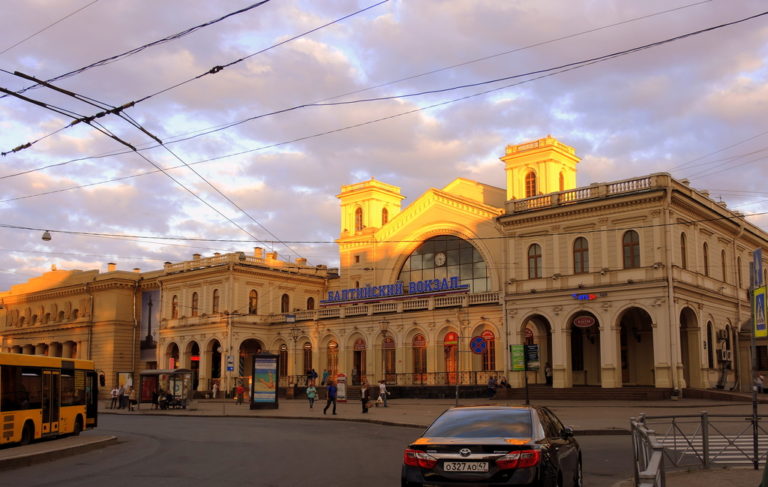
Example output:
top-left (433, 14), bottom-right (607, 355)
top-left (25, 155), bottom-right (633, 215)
top-left (402, 405), bottom-right (582, 486)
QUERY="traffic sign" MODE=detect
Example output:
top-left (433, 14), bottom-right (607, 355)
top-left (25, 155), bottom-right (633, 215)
top-left (470, 336), bottom-right (486, 354)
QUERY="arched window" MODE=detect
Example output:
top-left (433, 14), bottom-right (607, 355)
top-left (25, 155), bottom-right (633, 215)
top-left (327, 341), bottom-right (339, 377)
top-left (481, 330), bottom-right (495, 371)
top-left (383, 336), bottom-right (396, 380)
top-left (703, 243), bottom-right (709, 277)
top-left (248, 290), bottom-right (258, 315)
top-left (413, 334), bottom-right (426, 379)
top-left (706, 322), bottom-right (714, 369)
top-left (398, 235), bottom-right (489, 292)
top-left (721, 249), bottom-right (727, 283)
top-left (382, 208), bottom-right (389, 226)
top-left (573, 237), bottom-right (589, 274)
top-left (622, 230), bottom-right (640, 269)
top-left (559, 172), bottom-right (565, 192)
top-left (171, 295), bottom-right (179, 319)
top-left (279, 344), bottom-right (288, 378)
top-left (737, 256), bottom-right (743, 288)
top-left (680, 233), bottom-right (687, 270)
top-left (354, 207), bottom-right (363, 232)
top-left (281, 294), bottom-right (290, 313)
top-left (212, 289), bottom-right (220, 314)
top-left (191, 292), bottom-right (199, 317)
top-left (525, 171), bottom-right (537, 198)
top-left (528, 244), bottom-right (542, 279)
top-left (303, 342), bottom-right (312, 374)
top-left (306, 297), bottom-right (315, 310)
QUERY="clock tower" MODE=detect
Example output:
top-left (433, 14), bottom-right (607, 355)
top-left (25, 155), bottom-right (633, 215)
top-left (500, 135), bottom-right (580, 200)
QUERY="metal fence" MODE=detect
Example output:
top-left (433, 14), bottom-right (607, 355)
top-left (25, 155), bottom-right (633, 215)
top-left (631, 411), bottom-right (767, 486)
top-left (283, 370), bottom-right (506, 388)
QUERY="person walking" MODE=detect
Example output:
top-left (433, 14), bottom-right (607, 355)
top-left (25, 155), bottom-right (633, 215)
top-left (117, 385), bottom-right (126, 409)
top-left (360, 382), bottom-right (370, 413)
top-left (545, 362), bottom-right (553, 386)
top-left (110, 386), bottom-right (119, 409)
top-left (212, 381), bottom-right (219, 399)
top-left (310, 368), bottom-right (319, 384)
top-left (306, 382), bottom-right (317, 408)
top-left (755, 373), bottom-right (765, 394)
top-left (321, 369), bottom-right (329, 386)
top-left (128, 387), bottom-right (137, 411)
top-left (236, 384), bottom-right (245, 405)
top-left (323, 380), bottom-right (337, 415)
top-left (378, 380), bottom-right (389, 407)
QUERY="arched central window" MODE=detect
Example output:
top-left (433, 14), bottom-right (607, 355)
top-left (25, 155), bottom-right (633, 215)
top-left (528, 244), bottom-right (542, 279)
top-left (354, 207), bottom-right (363, 232)
top-left (573, 237), bottom-right (589, 274)
top-left (171, 295), bottom-right (178, 319)
top-left (212, 289), bottom-right (220, 314)
top-left (191, 292), bottom-right (199, 317)
top-left (721, 249), bottom-right (727, 283)
top-left (281, 293), bottom-right (290, 313)
top-left (397, 235), bottom-right (489, 292)
top-left (703, 242), bottom-right (709, 277)
top-left (680, 233), bottom-right (688, 269)
top-left (622, 230), bottom-right (640, 269)
top-left (306, 297), bottom-right (315, 310)
top-left (525, 171), bottom-right (537, 198)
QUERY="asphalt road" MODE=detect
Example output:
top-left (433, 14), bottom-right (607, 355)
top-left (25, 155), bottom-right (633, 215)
top-left (0, 415), bottom-right (634, 486)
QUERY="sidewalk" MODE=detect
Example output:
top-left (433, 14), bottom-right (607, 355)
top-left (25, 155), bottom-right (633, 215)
top-left (1, 396), bottom-right (766, 485)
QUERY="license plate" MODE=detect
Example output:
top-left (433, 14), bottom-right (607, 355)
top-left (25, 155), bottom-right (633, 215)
top-left (443, 462), bottom-right (489, 472)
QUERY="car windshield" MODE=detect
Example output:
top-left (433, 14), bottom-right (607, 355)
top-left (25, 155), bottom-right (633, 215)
top-left (424, 408), bottom-right (532, 438)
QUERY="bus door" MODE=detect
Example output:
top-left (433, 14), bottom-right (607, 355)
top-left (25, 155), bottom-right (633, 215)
top-left (41, 370), bottom-right (60, 435)
top-left (86, 370), bottom-right (98, 428)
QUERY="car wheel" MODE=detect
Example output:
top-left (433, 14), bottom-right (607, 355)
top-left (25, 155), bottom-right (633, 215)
top-left (573, 458), bottom-right (583, 487)
top-left (19, 422), bottom-right (33, 446)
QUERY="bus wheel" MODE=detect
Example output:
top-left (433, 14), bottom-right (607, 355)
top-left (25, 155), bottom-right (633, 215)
top-left (20, 422), bottom-right (33, 446)
top-left (73, 417), bottom-right (83, 436)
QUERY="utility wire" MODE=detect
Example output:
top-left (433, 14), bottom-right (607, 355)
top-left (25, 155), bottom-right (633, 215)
top-left (0, 1), bottom-right (272, 99)
top-left (4, 7), bottom-right (765, 160)
top-left (0, 0), bottom-right (100, 56)
top-left (3, 210), bottom-right (766, 245)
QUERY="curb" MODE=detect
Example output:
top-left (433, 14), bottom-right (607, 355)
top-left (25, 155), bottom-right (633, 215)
top-left (0, 435), bottom-right (117, 471)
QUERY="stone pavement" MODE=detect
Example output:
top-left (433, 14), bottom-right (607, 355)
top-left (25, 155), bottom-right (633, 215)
top-left (1, 396), bottom-right (766, 485)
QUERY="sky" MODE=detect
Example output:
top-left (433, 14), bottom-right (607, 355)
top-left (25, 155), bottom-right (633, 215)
top-left (0, 0), bottom-right (767, 291)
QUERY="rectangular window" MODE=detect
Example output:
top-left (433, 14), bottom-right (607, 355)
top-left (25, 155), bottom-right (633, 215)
top-left (758, 346), bottom-right (768, 370)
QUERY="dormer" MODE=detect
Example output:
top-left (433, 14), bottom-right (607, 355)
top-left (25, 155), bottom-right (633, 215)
top-left (500, 135), bottom-right (580, 200)
top-left (337, 178), bottom-right (405, 237)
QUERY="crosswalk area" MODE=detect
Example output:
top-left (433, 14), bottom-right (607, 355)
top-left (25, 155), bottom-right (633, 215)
top-left (656, 435), bottom-right (768, 465)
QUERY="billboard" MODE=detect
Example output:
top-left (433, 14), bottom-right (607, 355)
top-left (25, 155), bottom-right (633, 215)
top-left (755, 286), bottom-right (767, 338)
top-left (251, 354), bottom-right (279, 409)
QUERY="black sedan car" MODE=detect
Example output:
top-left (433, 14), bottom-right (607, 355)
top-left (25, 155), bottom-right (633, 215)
top-left (402, 406), bottom-right (582, 486)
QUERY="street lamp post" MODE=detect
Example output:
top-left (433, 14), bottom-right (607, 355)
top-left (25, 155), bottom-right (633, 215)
top-left (379, 320), bottom-right (389, 383)
top-left (289, 325), bottom-right (301, 385)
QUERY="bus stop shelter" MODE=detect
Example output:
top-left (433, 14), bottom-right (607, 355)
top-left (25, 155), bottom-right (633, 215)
top-left (138, 369), bottom-right (193, 409)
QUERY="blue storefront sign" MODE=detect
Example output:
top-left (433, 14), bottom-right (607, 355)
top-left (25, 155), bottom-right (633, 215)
top-left (321, 276), bottom-right (469, 305)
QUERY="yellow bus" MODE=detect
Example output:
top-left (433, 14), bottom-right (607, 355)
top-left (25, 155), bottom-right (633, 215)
top-left (0, 353), bottom-right (98, 445)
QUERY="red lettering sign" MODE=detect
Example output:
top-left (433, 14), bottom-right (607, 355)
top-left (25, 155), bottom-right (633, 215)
top-left (573, 316), bottom-right (596, 328)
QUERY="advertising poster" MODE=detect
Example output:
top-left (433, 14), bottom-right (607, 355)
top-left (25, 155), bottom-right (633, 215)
top-left (251, 354), bottom-right (278, 409)
top-left (510, 345), bottom-right (525, 371)
top-left (525, 344), bottom-right (540, 370)
top-left (755, 286), bottom-right (767, 338)
top-left (140, 290), bottom-right (160, 361)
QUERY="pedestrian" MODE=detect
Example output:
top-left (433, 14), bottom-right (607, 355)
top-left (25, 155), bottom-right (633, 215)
top-left (378, 380), bottom-right (389, 407)
top-left (545, 362), bottom-right (553, 386)
top-left (306, 382), bottom-right (317, 409)
top-left (212, 381), bottom-right (218, 399)
top-left (487, 376), bottom-right (497, 399)
top-left (128, 387), bottom-right (137, 411)
top-left (306, 368), bottom-right (313, 386)
top-left (360, 382), bottom-right (370, 413)
top-left (151, 389), bottom-right (159, 410)
top-left (110, 385), bottom-right (119, 409)
top-left (499, 376), bottom-right (511, 389)
top-left (323, 380), bottom-right (337, 415)
top-left (755, 374), bottom-right (765, 394)
top-left (310, 368), bottom-right (319, 384)
top-left (321, 369), bottom-right (329, 385)
top-left (236, 384), bottom-right (245, 405)
top-left (117, 385), bottom-right (126, 409)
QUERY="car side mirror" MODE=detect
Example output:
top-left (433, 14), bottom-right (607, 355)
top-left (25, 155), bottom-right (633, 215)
top-left (561, 426), bottom-right (575, 438)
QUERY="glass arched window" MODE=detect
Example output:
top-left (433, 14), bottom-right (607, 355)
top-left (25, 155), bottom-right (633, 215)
top-left (622, 230), bottom-right (640, 269)
top-left (721, 249), bottom-right (727, 283)
top-left (737, 256), bottom-right (743, 288)
top-left (680, 233), bottom-right (687, 269)
top-left (303, 342), bottom-right (312, 375)
top-left (382, 208), bottom-right (389, 226)
top-left (397, 235), bottom-right (489, 292)
top-left (703, 243), bottom-right (709, 277)
top-left (413, 334), bottom-right (426, 380)
top-left (191, 292), bottom-right (199, 317)
top-left (481, 331), bottom-right (495, 371)
top-left (327, 341), bottom-right (339, 377)
top-left (248, 290), bottom-right (258, 315)
top-left (559, 172), bottom-right (565, 192)
top-left (706, 322), bottom-right (714, 369)
top-left (525, 171), bottom-right (537, 198)
top-left (354, 207), bottom-right (363, 232)
top-left (528, 244), bottom-right (542, 279)
top-left (212, 289), bottom-right (220, 313)
top-left (281, 294), bottom-right (290, 313)
top-left (171, 295), bottom-right (178, 319)
top-left (573, 237), bottom-right (589, 274)
top-left (306, 297), bottom-right (315, 310)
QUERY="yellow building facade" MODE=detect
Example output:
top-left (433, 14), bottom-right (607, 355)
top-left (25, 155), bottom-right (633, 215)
top-left (2, 136), bottom-right (766, 398)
